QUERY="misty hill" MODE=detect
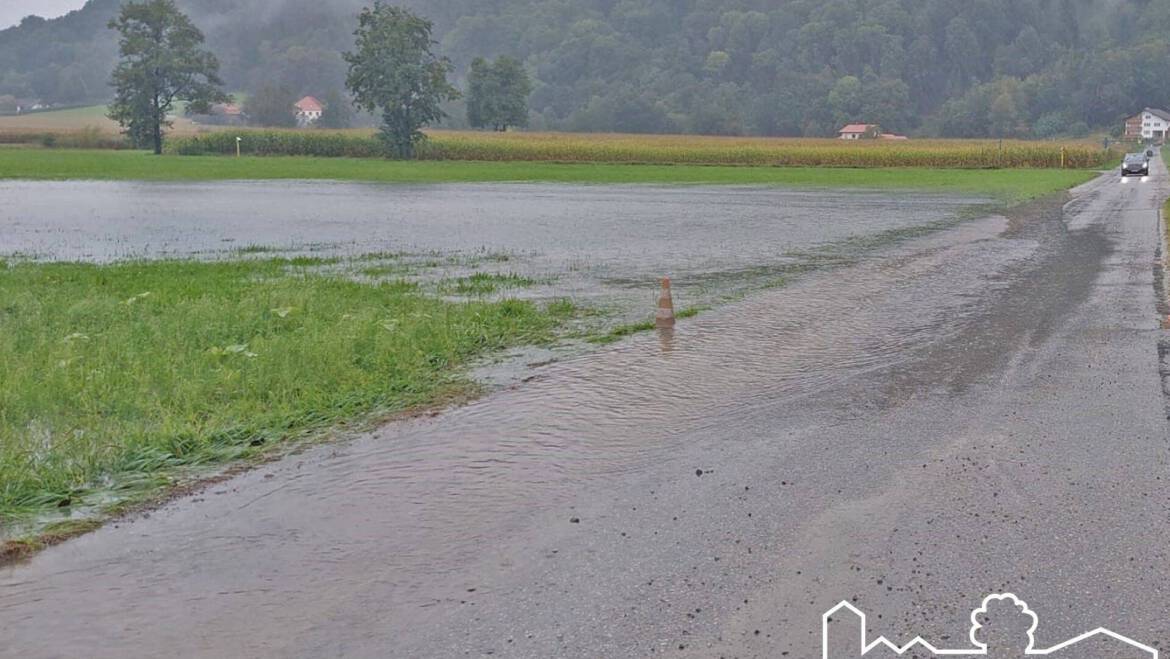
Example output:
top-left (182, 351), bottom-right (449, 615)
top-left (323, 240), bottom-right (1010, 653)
top-left (2, 0), bottom-right (1170, 137)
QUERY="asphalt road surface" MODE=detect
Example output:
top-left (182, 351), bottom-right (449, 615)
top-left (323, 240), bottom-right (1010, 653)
top-left (2, 160), bottom-right (1168, 658)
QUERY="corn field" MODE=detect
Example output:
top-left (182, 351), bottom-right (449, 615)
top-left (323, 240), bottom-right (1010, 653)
top-left (419, 131), bottom-right (1118, 169)
top-left (10, 127), bottom-right (1119, 169)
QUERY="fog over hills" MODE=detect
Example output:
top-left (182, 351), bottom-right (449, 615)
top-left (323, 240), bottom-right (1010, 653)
top-left (0, 1), bottom-right (83, 29)
top-left (2, 0), bottom-right (1169, 137)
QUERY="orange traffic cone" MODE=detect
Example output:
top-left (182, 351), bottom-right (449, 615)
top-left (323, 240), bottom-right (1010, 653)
top-left (656, 277), bottom-right (675, 329)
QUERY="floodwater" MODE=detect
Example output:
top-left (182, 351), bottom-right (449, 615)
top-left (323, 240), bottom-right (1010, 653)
top-left (2, 178), bottom-right (1083, 658)
top-left (0, 181), bottom-right (983, 265)
top-left (0, 200), bottom-right (1050, 657)
top-left (0, 180), bottom-right (990, 328)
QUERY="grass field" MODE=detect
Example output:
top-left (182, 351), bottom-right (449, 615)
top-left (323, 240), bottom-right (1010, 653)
top-left (0, 104), bottom-right (200, 136)
top-left (0, 257), bottom-right (572, 534)
top-left (0, 148), bottom-right (1097, 202)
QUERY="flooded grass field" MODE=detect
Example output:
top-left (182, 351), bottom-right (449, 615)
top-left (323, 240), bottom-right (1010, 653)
top-left (1, 180), bottom-right (993, 326)
top-left (0, 178), bottom-right (1007, 552)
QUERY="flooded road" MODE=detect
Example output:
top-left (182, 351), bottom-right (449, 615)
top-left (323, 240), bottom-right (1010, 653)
top-left (2, 165), bottom-right (1169, 658)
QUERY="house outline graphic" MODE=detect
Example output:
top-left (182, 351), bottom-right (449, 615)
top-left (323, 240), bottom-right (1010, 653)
top-left (822, 593), bottom-right (1158, 658)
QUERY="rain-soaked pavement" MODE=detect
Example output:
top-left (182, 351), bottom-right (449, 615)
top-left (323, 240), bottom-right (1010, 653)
top-left (2, 162), bottom-right (1169, 658)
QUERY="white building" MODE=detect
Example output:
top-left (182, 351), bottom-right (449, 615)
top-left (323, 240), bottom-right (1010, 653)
top-left (1138, 108), bottom-right (1170, 141)
top-left (838, 123), bottom-right (880, 140)
top-left (294, 96), bottom-right (324, 127)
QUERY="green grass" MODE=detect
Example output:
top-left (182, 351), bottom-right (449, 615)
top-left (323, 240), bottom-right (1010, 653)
top-left (0, 149), bottom-right (1098, 202)
top-left (0, 104), bottom-right (197, 135)
top-left (0, 257), bottom-right (569, 523)
top-left (588, 320), bottom-right (657, 344)
top-left (0, 105), bottom-right (111, 125)
top-left (586, 307), bottom-right (704, 345)
top-left (439, 273), bottom-right (537, 296)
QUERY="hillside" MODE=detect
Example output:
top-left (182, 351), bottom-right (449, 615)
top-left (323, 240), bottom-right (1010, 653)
top-left (2, 0), bottom-right (1169, 137)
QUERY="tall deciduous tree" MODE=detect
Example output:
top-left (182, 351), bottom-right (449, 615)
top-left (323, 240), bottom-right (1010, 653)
top-left (466, 56), bottom-right (532, 132)
top-left (245, 85), bottom-right (298, 128)
top-left (108, 0), bottom-right (228, 154)
top-left (318, 89), bottom-right (355, 129)
top-left (344, 3), bottom-right (458, 158)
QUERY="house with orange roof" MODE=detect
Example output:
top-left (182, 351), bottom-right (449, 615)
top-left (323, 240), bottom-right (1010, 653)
top-left (294, 96), bottom-right (324, 127)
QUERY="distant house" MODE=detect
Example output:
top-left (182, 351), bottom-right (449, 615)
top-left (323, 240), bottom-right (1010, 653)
top-left (191, 102), bottom-right (245, 126)
top-left (295, 96), bottom-right (324, 127)
top-left (1135, 108), bottom-right (1170, 142)
top-left (213, 103), bottom-right (243, 117)
top-left (1125, 113), bottom-right (1144, 140)
top-left (839, 124), bottom-right (882, 140)
top-left (212, 103), bottom-right (245, 125)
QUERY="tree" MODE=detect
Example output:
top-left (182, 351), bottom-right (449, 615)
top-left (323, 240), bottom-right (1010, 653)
top-left (344, 3), bottom-right (459, 158)
top-left (827, 75), bottom-right (863, 126)
top-left (245, 85), bottom-right (298, 127)
top-left (107, 0), bottom-right (228, 154)
top-left (11, 0), bottom-right (1170, 138)
top-left (466, 56), bottom-right (533, 131)
top-left (318, 89), bottom-right (355, 129)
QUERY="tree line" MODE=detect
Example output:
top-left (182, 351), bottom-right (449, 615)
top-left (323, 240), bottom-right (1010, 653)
top-left (8, 0), bottom-right (1170, 138)
top-left (107, 0), bottom-right (531, 157)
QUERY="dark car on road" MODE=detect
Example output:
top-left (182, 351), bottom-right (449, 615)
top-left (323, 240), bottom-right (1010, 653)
top-left (1122, 153), bottom-right (1149, 177)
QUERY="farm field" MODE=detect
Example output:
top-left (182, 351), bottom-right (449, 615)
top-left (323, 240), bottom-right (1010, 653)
top-left (171, 129), bottom-right (1117, 169)
top-left (0, 104), bottom-right (201, 136)
top-left (0, 108), bottom-right (1118, 169)
top-left (0, 148), bottom-right (1097, 202)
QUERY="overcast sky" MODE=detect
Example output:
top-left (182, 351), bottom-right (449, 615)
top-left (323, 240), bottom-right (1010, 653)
top-left (0, 0), bottom-right (86, 29)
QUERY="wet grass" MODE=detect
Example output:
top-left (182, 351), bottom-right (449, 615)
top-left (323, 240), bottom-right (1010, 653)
top-left (439, 272), bottom-right (537, 296)
top-left (0, 518), bottom-right (104, 563)
top-left (0, 257), bottom-right (572, 529)
top-left (587, 307), bottom-right (704, 345)
top-left (235, 244), bottom-right (281, 254)
top-left (0, 149), bottom-right (1097, 202)
top-left (360, 263), bottom-right (417, 278)
top-left (589, 320), bottom-right (657, 344)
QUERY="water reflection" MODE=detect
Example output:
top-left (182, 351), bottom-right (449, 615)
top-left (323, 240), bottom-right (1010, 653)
top-left (657, 326), bottom-right (676, 353)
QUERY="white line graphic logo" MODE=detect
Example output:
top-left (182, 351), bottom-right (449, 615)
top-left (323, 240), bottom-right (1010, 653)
top-left (823, 593), bottom-right (1157, 657)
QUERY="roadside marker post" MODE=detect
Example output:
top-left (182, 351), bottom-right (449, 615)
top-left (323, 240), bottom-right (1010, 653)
top-left (236, 136), bottom-right (242, 158)
top-left (656, 277), bottom-right (676, 329)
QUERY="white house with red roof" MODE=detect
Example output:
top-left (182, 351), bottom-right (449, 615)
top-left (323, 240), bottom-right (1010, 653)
top-left (294, 96), bottom-right (324, 126)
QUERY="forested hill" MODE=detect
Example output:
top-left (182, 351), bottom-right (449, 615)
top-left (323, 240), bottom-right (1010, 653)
top-left (2, 0), bottom-right (1170, 137)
